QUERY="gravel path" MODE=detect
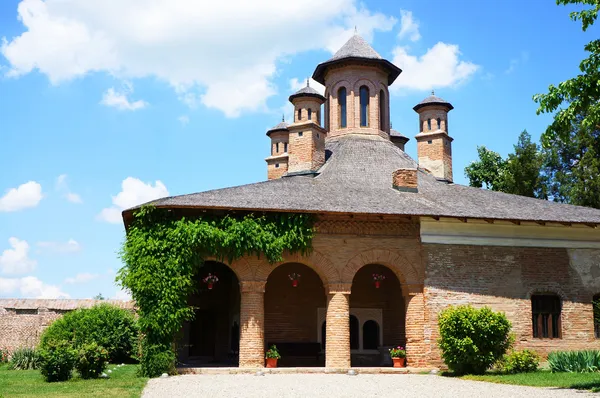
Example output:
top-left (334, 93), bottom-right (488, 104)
top-left (142, 374), bottom-right (596, 397)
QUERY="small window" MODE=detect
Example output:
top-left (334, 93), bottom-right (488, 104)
top-left (317, 133), bottom-right (320, 139)
top-left (427, 140), bottom-right (432, 144)
top-left (437, 118), bottom-right (441, 130)
top-left (276, 142), bottom-right (279, 153)
top-left (427, 119), bottom-right (431, 131)
top-left (308, 108), bottom-right (312, 120)
top-left (363, 320), bottom-right (380, 350)
top-left (275, 163), bottom-right (280, 168)
top-left (284, 142), bottom-right (288, 153)
top-left (350, 315), bottom-right (359, 350)
top-left (594, 295), bottom-right (600, 338)
top-left (298, 132), bottom-right (303, 137)
top-left (298, 109), bottom-right (302, 121)
top-left (360, 86), bottom-right (369, 127)
top-left (532, 294), bottom-right (562, 338)
top-left (338, 87), bottom-right (347, 128)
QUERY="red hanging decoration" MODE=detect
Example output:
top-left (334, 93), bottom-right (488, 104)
top-left (288, 273), bottom-right (301, 287)
top-left (372, 273), bottom-right (385, 288)
top-left (203, 273), bottom-right (219, 290)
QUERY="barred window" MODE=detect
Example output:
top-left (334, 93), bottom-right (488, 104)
top-left (532, 294), bottom-right (561, 338)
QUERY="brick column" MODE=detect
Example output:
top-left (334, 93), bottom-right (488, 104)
top-left (325, 283), bottom-right (351, 368)
top-left (239, 281), bottom-right (266, 368)
top-left (405, 290), bottom-right (427, 367)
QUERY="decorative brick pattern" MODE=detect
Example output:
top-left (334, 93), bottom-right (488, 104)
top-left (239, 281), bottom-right (266, 368)
top-left (325, 291), bottom-right (351, 368)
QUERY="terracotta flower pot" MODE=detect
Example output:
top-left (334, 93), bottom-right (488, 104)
top-left (292, 279), bottom-right (298, 287)
top-left (392, 357), bottom-right (406, 368)
top-left (266, 358), bottom-right (278, 368)
top-left (374, 281), bottom-right (381, 289)
top-left (207, 283), bottom-right (213, 290)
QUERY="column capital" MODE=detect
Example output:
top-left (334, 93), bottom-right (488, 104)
top-left (326, 282), bottom-right (352, 295)
top-left (240, 280), bottom-right (266, 293)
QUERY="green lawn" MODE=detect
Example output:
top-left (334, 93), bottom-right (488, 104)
top-left (0, 364), bottom-right (148, 398)
top-left (459, 371), bottom-right (600, 392)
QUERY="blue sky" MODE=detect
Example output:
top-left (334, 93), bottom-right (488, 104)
top-left (0, 0), bottom-right (596, 299)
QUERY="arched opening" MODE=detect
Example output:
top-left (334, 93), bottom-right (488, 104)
top-left (350, 264), bottom-right (404, 367)
top-left (179, 261), bottom-right (240, 367)
top-left (297, 108), bottom-right (302, 122)
top-left (363, 320), bottom-right (380, 350)
top-left (265, 263), bottom-right (326, 367)
top-left (379, 89), bottom-right (386, 131)
top-left (436, 117), bottom-right (441, 131)
top-left (360, 86), bottom-right (369, 127)
top-left (308, 108), bottom-right (312, 121)
top-left (338, 87), bottom-right (347, 128)
top-left (427, 118), bottom-right (431, 131)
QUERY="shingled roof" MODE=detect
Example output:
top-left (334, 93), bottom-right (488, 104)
top-left (413, 93), bottom-right (454, 112)
top-left (266, 120), bottom-right (289, 136)
top-left (130, 134), bottom-right (600, 224)
top-left (312, 35), bottom-right (402, 85)
top-left (289, 85), bottom-right (326, 102)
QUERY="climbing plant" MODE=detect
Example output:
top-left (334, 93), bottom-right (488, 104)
top-left (118, 205), bottom-right (314, 377)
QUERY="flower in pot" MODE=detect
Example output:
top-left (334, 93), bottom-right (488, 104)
top-left (288, 273), bottom-right (301, 288)
top-left (265, 345), bottom-right (281, 368)
top-left (202, 273), bottom-right (219, 290)
top-left (389, 346), bottom-right (406, 368)
top-left (372, 273), bottom-right (386, 288)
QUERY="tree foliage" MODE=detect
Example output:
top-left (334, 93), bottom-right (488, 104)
top-left (465, 131), bottom-right (546, 198)
top-left (118, 206), bottom-right (314, 377)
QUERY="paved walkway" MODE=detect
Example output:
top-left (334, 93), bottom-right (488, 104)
top-left (142, 374), bottom-right (597, 397)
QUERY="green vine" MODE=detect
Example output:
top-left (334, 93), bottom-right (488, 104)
top-left (118, 205), bottom-right (314, 377)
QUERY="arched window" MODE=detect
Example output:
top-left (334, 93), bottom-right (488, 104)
top-left (350, 315), bottom-right (359, 350)
top-left (379, 89), bottom-right (385, 131)
top-left (298, 108), bottom-right (302, 121)
top-left (594, 295), bottom-right (600, 338)
top-left (427, 118), bottom-right (431, 131)
top-left (308, 108), bottom-right (312, 121)
top-left (284, 142), bottom-right (288, 153)
top-left (363, 320), bottom-right (380, 350)
top-left (321, 321), bottom-right (326, 350)
top-left (437, 118), bottom-right (441, 130)
top-left (360, 86), bottom-right (369, 127)
top-left (276, 142), bottom-right (280, 153)
top-left (532, 294), bottom-right (562, 338)
top-left (338, 88), bottom-right (347, 128)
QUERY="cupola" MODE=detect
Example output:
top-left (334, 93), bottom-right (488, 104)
top-left (265, 117), bottom-right (290, 180)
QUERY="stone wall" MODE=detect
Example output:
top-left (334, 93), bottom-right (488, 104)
top-left (0, 299), bottom-right (134, 351)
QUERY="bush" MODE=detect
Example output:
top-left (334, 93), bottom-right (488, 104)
top-left (500, 349), bottom-right (539, 374)
top-left (8, 347), bottom-right (40, 370)
top-left (438, 305), bottom-right (513, 375)
top-left (1, 347), bottom-right (9, 364)
top-left (548, 350), bottom-right (600, 373)
top-left (40, 303), bottom-right (138, 363)
top-left (39, 341), bottom-right (77, 382)
top-left (76, 342), bottom-right (109, 379)
top-left (139, 343), bottom-right (176, 378)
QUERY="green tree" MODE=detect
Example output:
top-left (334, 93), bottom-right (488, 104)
top-left (465, 131), bottom-right (545, 198)
top-left (93, 293), bottom-right (105, 300)
top-left (534, 0), bottom-right (600, 208)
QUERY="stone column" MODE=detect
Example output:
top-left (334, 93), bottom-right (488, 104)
top-left (239, 281), bottom-right (266, 368)
top-left (405, 289), bottom-right (427, 368)
top-left (325, 283), bottom-right (351, 368)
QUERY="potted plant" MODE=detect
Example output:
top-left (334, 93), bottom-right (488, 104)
top-left (389, 346), bottom-right (406, 368)
top-left (372, 273), bottom-right (386, 288)
top-left (288, 273), bottom-right (301, 288)
top-left (265, 345), bottom-right (281, 368)
top-left (202, 273), bottom-right (219, 290)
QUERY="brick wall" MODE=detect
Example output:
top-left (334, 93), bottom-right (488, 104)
top-left (423, 244), bottom-right (600, 365)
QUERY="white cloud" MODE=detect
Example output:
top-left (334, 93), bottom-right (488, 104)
top-left (391, 42), bottom-right (479, 92)
top-left (98, 177), bottom-right (169, 224)
top-left (64, 272), bottom-right (98, 284)
top-left (1, 0), bottom-right (395, 117)
top-left (0, 238), bottom-right (37, 275)
top-left (505, 51), bottom-right (529, 74)
top-left (0, 276), bottom-right (69, 298)
top-left (101, 82), bottom-right (148, 111)
top-left (0, 181), bottom-right (43, 212)
top-left (55, 174), bottom-right (82, 204)
top-left (289, 77), bottom-right (325, 96)
top-left (178, 115), bottom-right (190, 126)
top-left (37, 239), bottom-right (81, 254)
top-left (398, 10), bottom-right (420, 42)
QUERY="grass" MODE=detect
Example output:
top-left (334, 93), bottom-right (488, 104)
top-left (458, 370), bottom-right (600, 392)
top-left (0, 363), bottom-right (148, 398)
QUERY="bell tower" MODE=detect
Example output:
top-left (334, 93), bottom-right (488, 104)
top-left (413, 91), bottom-right (454, 182)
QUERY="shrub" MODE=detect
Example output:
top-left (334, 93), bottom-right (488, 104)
top-left (1, 347), bottom-right (9, 364)
top-left (548, 350), bottom-right (600, 373)
top-left (40, 303), bottom-right (138, 363)
top-left (39, 341), bottom-right (77, 382)
top-left (8, 347), bottom-right (40, 370)
top-left (438, 305), bottom-right (513, 375)
top-left (139, 343), bottom-right (176, 378)
top-left (76, 342), bottom-right (109, 379)
top-left (500, 349), bottom-right (539, 374)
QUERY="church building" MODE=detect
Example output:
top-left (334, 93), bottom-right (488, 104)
top-left (124, 34), bottom-right (600, 369)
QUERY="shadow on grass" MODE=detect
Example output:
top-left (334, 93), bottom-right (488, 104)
top-left (568, 381), bottom-right (600, 393)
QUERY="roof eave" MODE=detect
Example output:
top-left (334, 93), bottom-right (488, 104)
top-left (312, 57), bottom-right (402, 85)
top-left (413, 102), bottom-right (454, 112)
